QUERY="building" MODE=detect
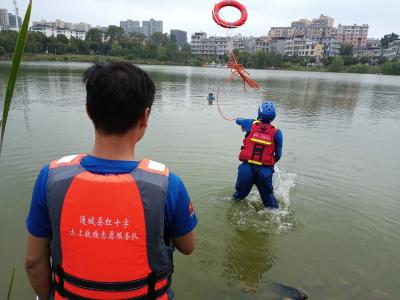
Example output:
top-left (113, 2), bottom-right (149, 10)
top-left (120, 19), bottom-right (140, 34)
top-left (268, 37), bottom-right (286, 55)
top-left (191, 32), bottom-right (260, 59)
top-left (255, 37), bottom-right (269, 52)
top-left (0, 8), bottom-right (9, 31)
top-left (383, 39), bottom-right (400, 60)
top-left (72, 22), bottom-right (91, 32)
top-left (323, 38), bottom-right (341, 57)
top-left (337, 24), bottom-right (369, 49)
top-left (268, 15), bottom-right (334, 41)
top-left (284, 37), bottom-right (319, 57)
top-left (8, 13), bottom-right (22, 30)
top-left (32, 19), bottom-right (91, 32)
top-left (141, 18), bottom-right (163, 38)
top-left (170, 29), bottom-right (187, 49)
top-left (267, 27), bottom-right (295, 40)
top-left (30, 24), bottom-right (86, 40)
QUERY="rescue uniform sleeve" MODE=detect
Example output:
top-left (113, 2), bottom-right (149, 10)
top-left (236, 118), bottom-right (254, 134)
top-left (274, 129), bottom-right (283, 162)
top-left (165, 173), bottom-right (198, 238)
top-left (26, 165), bottom-right (52, 238)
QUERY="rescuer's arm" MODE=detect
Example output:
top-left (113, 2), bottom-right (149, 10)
top-left (174, 231), bottom-right (196, 255)
top-left (166, 173), bottom-right (198, 255)
top-left (236, 118), bottom-right (253, 134)
top-left (25, 234), bottom-right (51, 300)
top-left (25, 166), bottom-right (53, 299)
top-left (274, 129), bottom-right (283, 162)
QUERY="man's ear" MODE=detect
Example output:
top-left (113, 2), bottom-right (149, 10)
top-left (139, 108), bottom-right (150, 128)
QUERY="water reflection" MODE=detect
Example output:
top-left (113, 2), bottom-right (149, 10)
top-left (222, 204), bottom-right (277, 292)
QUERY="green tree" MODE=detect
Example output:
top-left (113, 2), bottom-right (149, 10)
top-left (340, 44), bottom-right (353, 56)
top-left (107, 26), bottom-right (124, 43)
top-left (381, 33), bottom-right (399, 49)
top-left (0, 31), bottom-right (19, 54)
top-left (0, 46), bottom-right (5, 56)
top-left (150, 32), bottom-right (169, 47)
top-left (328, 56), bottom-right (344, 72)
top-left (342, 55), bottom-right (354, 66)
top-left (360, 56), bottom-right (369, 64)
top-left (348, 64), bottom-right (368, 74)
top-left (111, 42), bottom-right (123, 56)
top-left (86, 28), bottom-right (103, 43)
top-left (382, 61), bottom-right (400, 75)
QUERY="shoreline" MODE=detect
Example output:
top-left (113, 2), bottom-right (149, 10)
top-left (0, 53), bottom-right (395, 75)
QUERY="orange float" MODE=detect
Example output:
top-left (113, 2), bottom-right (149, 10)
top-left (212, 0), bottom-right (248, 29)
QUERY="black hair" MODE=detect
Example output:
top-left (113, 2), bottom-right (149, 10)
top-left (83, 62), bottom-right (155, 135)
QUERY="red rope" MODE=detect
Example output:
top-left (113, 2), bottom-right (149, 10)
top-left (216, 51), bottom-right (260, 121)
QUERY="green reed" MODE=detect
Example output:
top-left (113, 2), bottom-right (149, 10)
top-left (0, 0), bottom-right (32, 155)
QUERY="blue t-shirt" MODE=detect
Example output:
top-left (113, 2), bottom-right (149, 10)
top-left (236, 118), bottom-right (283, 169)
top-left (26, 155), bottom-right (198, 239)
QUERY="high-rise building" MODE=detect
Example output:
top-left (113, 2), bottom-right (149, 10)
top-left (170, 29), bottom-right (187, 48)
top-left (120, 19), bottom-right (140, 34)
top-left (141, 19), bottom-right (163, 38)
top-left (0, 8), bottom-right (9, 31)
top-left (8, 13), bottom-right (22, 29)
top-left (337, 24), bottom-right (369, 49)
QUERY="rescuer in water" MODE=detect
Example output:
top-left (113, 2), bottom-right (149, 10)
top-left (25, 62), bottom-right (197, 300)
top-left (207, 93), bottom-right (216, 105)
top-left (233, 101), bottom-right (283, 209)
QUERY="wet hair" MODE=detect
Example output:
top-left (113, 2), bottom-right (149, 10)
top-left (83, 62), bottom-right (155, 135)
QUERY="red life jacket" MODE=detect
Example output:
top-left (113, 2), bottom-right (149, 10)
top-left (47, 154), bottom-right (173, 300)
top-left (239, 121), bottom-right (277, 166)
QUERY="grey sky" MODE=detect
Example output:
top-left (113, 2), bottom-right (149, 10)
top-left (5, 0), bottom-right (400, 38)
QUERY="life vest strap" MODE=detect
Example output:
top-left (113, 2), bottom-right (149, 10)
top-left (54, 264), bottom-right (173, 295)
top-left (55, 278), bottom-right (171, 300)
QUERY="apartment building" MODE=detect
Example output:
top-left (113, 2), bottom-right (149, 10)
top-left (30, 24), bottom-right (86, 40)
top-left (337, 24), bottom-right (369, 49)
top-left (0, 8), bottom-right (9, 31)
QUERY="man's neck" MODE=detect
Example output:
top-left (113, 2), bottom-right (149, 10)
top-left (91, 131), bottom-right (138, 161)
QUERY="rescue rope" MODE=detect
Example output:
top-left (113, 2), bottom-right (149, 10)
top-left (216, 51), bottom-right (260, 121)
top-left (212, 1), bottom-right (260, 122)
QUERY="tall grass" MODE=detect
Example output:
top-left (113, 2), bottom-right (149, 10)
top-left (0, 0), bottom-right (32, 156)
top-left (6, 268), bottom-right (16, 300)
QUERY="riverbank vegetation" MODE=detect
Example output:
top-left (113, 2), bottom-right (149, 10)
top-left (0, 29), bottom-right (399, 75)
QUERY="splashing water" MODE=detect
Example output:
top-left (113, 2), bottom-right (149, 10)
top-left (226, 167), bottom-right (301, 235)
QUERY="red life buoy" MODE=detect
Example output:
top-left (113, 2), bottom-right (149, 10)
top-left (212, 0), bottom-right (248, 29)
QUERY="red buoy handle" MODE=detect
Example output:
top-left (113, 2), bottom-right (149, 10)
top-left (212, 0), bottom-right (248, 29)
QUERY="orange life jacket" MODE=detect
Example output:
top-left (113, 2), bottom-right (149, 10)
top-left (47, 154), bottom-right (173, 300)
top-left (239, 121), bottom-right (277, 166)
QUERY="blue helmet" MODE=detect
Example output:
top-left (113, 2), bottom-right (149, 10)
top-left (258, 101), bottom-right (276, 122)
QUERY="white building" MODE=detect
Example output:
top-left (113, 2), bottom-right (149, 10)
top-left (30, 24), bottom-right (86, 40)
top-left (383, 39), bottom-right (400, 60)
top-left (141, 19), bottom-right (163, 38)
top-left (284, 37), bottom-right (318, 57)
top-left (191, 32), bottom-right (259, 59)
top-left (0, 8), bottom-right (9, 31)
top-left (120, 19), bottom-right (140, 34)
top-left (32, 19), bottom-right (91, 32)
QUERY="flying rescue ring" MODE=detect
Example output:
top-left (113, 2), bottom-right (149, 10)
top-left (212, 0), bottom-right (248, 29)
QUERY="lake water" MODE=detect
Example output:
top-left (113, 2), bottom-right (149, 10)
top-left (0, 62), bottom-right (399, 299)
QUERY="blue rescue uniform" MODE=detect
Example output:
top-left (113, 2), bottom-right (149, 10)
top-left (233, 118), bottom-right (283, 208)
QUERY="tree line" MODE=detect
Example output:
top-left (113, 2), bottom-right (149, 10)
top-left (0, 26), bottom-right (191, 63)
top-left (0, 28), bottom-right (399, 75)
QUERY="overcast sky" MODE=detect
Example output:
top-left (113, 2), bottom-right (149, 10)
top-left (4, 0), bottom-right (400, 38)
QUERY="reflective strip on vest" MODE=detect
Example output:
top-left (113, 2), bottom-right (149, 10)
top-left (47, 155), bottom-right (172, 299)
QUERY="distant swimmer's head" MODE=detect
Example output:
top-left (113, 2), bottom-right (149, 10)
top-left (258, 101), bottom-right (276, 123)
top-left (83, 62), bottom-right (155, 136)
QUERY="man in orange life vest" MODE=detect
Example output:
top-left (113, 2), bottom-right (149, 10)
top-left (25, 62), bottom-right (198, 300)
top-left (233, 101), bottom-right (283, 209)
